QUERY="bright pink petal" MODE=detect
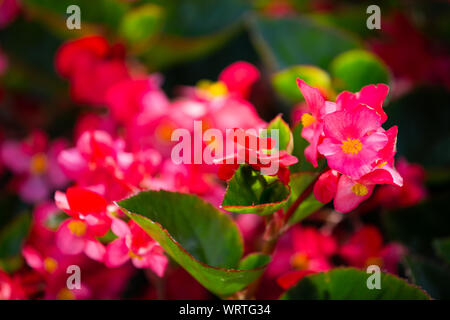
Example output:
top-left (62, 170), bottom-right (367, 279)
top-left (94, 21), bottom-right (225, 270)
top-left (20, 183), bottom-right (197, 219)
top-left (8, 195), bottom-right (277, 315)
top-left (323, 105), bottom-right (382, 141)
top-left (105, 238), bottom-right (130, 268)
top-left (54, 190), bottom-right (70, 211)
top-left (22, 246), bottom-right (43, 271)
top-left (111, 218), bottom-right (130, 238)
top-left (84, 239), bottom-right (106, 262)
top-left (219, 61), bottom-right (260, 99)
top-left (57, 148), bottom-right (88, 179)
top-left (55, 220), bottom-right (85, 255)
top-left (333, 175), bottom-right (374, 213)
top-left (313, 170), bottom-right (340, 203)
top-left (363, 164), bottom-right (403, 187)
top-left (296, 78), bottom-right (325, 115)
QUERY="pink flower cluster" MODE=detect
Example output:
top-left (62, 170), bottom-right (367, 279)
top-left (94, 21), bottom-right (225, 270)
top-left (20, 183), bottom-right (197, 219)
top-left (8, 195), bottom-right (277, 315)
top-left (0, 35), bottom-right (267, 290)
top-left (296, 79), bottom-right (403, 212)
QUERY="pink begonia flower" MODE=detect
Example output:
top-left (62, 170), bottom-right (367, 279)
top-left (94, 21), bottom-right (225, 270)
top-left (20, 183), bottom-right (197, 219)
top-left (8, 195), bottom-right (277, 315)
top-left (105, 75), bottom-right (166, 124)
top-left (318, 104), bottom-right (388, 180)
top-left (0, 130), bottom-right (69, 203)
top-left (264, 226), bottom-right (336, 290)
top-left (0, 0), bottom-right (20, 28)
top-left (335, 84), bottom-right (389, 123)
top-left (40, 254), bottom-right (133, 300)
top-left (55, 35), bottom-right (129, 105)
top-left (54, 187), bottom-right (111, 262)
top-left (296, 79), bottom-right (338, 167)
top-left (21, 202), bottom-right (93, 283)
top-left (218, 61), bottom-right (260, 99)
top-left (374, 158), bottom-right (427, 209)
top-left (105, 219), bottom-right (168, 277)
top-left (213, 129), bottom-right (297, 184)
top-left (339, 226), bottom-right (405, 274)
top-left (313, 125), bottom-right (403, 213)
top-left (58, 130), bottom-right (160, 201)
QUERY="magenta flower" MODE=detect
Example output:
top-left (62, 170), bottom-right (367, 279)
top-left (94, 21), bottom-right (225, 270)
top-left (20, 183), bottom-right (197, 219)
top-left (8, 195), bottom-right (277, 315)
top-left (296, 79), bottom-right (338, 167)
top-left (105, 219), bottom-right (168, 277)
top-left (318, 105), bottom-right (388, 180)
top-left (57, 130), bottom-right (145, 201)
top-left (55, 35), bottom-right (129, 105)
top-left (339, 226), bottom-right (405, 274)
top-left (218, 61), bottom-right (260, 99)
top-left (1, 130), bottom-right (69, 203)
top-left (266, 226), bottom-right (337, 290)
top-left (374, 158), bottom-right (427, 209)
top-left (295, 80), bottom-right (405, 213)
top-left (54, 187), bottom-right (111, 262)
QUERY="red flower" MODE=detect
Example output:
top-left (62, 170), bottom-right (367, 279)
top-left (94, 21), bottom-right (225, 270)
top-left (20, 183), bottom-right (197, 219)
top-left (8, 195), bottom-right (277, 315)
top-left (54, 187), bottom-right (111, 262)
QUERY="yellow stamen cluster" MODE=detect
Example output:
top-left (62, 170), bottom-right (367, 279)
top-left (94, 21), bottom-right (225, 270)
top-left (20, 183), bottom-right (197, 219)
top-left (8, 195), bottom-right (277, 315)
top-left (155, 122), bottom-right (175, 142)
top-left (301, 113), bottom-right (316, 127)
top-left (351, 183), bottom-right (369, 196)
top-left (197, 80), bottom-right (228, 97)
top-left (30, 153), bottom-right (48, 175)
top-left (291, 253), bottom-right (309, 270)
top-left (68, 220), bottom-right (87, 237)
top-left (57, 288), bottom-right (76, 300)
top-left (341, 138), bottom-right (363, 155)
top-left (44, 257), bottom-right (58, 274)
top-left (129, 251), bottom-right (142, 260)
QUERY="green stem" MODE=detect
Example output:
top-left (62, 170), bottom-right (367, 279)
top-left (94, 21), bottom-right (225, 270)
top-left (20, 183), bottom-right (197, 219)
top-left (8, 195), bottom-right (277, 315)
top-left (241, 168), bottom-right (327, 299)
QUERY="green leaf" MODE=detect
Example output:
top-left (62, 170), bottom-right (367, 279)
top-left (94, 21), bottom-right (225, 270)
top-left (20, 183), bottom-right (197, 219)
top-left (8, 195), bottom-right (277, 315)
top-left (162, 0), bottom-right (251, 37)
top-left (281, 268), bottom-right (430, 300)
top-left (138, 0), bottom-right (250, 69)
top-left (118, 190), bottom-right (268, 297)
top-left (272, 65), bottom-right (333, 103)
top-left (331, 49), bottom-right (390, 92)
top-left (247, 14), bottom-right (360, 71)
top-left (406, 255), bottom-right (450, 299)
top-left (0, 213), bottom-right (31, 259)
top-left (263, 115), bottom-right (293, 153)
top-left (222, 165), bottom-right (290, 215)
top-left (119, 4), bottom-right (164, 45)
top-left (434, 238), bottom-right (450, 265)
top-left (139, 28), bottom-right (238, 70)
top-left (287, 172), bottom-right (324, 225)
top-left (239, 253), bottom-right (271, 270)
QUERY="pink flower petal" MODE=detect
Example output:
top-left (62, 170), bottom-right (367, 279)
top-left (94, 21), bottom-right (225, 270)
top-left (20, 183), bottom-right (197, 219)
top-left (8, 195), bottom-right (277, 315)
top-left (55, 220), bottom-right (85, 255)
top-left (105, 238), bottom-right (130, 268)
top-left (333, 175), bottom-right (374, 213)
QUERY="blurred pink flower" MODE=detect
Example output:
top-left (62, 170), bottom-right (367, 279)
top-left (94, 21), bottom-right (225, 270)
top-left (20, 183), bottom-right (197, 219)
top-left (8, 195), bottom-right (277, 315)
top-left (54, 187), bottom-right (111, 262)
top-left (1, 130), bottom-right (69, 203)
top-left (339, 226), bottom-right (405, 274)
top-left (105, 219), bottom-right (168, 277)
